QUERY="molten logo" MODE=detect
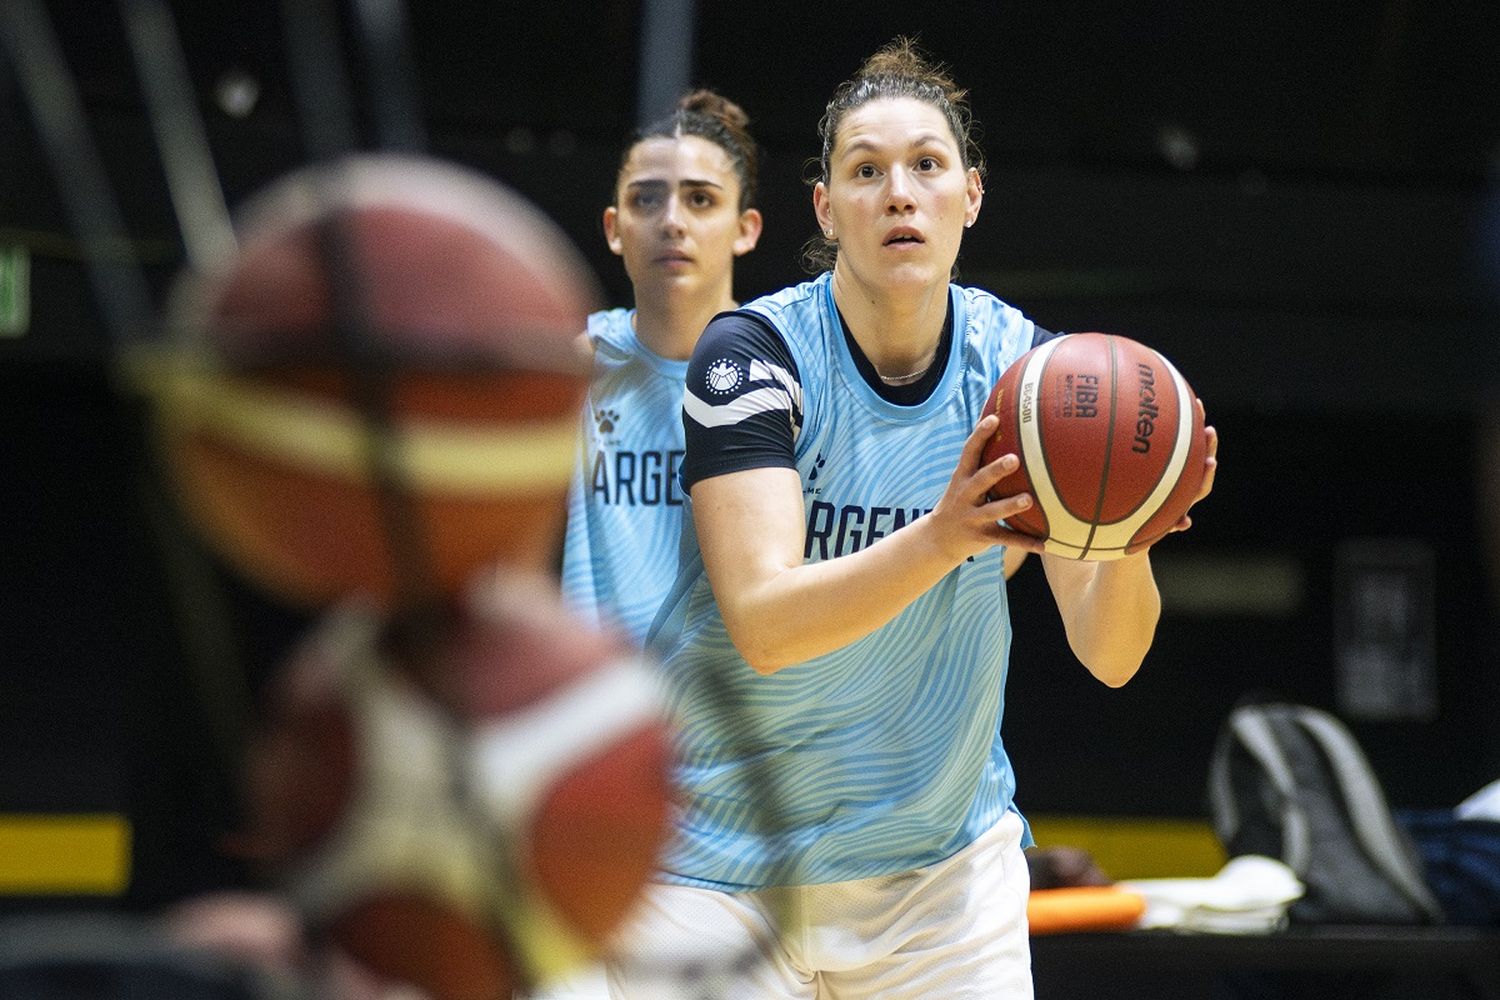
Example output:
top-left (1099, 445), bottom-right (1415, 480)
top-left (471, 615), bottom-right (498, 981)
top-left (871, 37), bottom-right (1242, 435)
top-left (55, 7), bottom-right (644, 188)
top-left (1132, 362), bottom-right (1159, 453)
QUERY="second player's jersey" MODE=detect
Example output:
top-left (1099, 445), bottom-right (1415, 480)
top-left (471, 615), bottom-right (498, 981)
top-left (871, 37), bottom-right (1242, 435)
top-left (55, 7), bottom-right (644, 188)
top-left (560, 308), bottom-right (690, 646)
top-left (649, 272), bottom-right (1045, 889)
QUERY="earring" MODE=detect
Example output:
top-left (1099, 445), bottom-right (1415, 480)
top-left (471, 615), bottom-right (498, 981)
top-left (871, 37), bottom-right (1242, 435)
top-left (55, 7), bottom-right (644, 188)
top-left (824, 228), bottom-right (834, 238)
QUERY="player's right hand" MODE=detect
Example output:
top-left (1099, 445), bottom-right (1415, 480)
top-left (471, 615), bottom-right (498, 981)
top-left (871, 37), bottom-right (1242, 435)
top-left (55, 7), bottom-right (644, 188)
top-left (926, 414), bottom-right (1046, 564)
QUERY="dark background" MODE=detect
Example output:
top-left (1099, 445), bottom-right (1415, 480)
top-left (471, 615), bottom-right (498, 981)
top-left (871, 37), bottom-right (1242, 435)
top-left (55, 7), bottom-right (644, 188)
top-left (3, 0), bottom-right (1500, 911)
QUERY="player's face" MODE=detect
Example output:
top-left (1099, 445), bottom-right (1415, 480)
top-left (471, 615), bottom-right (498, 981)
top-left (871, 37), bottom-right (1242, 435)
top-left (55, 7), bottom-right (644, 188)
top-left (605, 135), bottom-right (759, 305)
top-left (815, 97), bottom-right (982, 295)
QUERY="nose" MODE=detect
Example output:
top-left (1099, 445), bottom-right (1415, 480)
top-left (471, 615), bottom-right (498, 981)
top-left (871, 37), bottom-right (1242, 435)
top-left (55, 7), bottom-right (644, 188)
top-left (660, 193), bottom-right (687, 235)
top-left (885, 167), bottom-right (915, 215)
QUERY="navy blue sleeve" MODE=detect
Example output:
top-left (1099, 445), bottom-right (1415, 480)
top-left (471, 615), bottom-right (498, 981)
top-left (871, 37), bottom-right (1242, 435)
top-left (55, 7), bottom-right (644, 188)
top-left (1031, 324), bottom-right (1063, 348)
top-left (680, 310), bottom-right (803, 492)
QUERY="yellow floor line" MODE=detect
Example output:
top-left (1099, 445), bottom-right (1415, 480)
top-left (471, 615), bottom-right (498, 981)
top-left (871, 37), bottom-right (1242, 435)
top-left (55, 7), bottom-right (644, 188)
top-left (0, 814), bottom-right (131, 894)
top-left (1028, 814), bottom-right (1226, 880)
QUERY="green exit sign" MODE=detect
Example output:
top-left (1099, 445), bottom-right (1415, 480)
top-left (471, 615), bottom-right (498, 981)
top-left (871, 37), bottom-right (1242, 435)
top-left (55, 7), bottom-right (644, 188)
top-left (0, 245), bottom-right (31, 338)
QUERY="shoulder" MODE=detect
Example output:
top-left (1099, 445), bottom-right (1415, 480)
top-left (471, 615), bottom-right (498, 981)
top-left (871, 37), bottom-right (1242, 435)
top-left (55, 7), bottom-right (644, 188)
top-left (956, 284), bottom-right (1029, 333)
top-left (697, 308), bottom-right (790, 354)
top-left (736, 275), bottom-right (833, 357)
top-left (584, 308), bottom-right (635, 352)
top-left (690, 310), bottom-right (798, 398)
top-left (740, 274), bottom-right (828, 322)
top-left (955, 284), bottom-right (1058, 360)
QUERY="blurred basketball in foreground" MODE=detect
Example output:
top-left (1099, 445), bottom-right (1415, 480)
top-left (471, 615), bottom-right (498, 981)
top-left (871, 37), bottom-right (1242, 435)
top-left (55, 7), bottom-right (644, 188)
top-left (241, 573), bottom-right (673, 998)
top-left (983, 332), bottom-right (1206, 560)
top-left (148, 154), bottom-right (597, 609)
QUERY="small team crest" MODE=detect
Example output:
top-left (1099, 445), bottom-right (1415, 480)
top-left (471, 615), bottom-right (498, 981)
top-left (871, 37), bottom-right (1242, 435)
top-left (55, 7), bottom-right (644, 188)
top-left (705, 359), bottom-right (743, 394)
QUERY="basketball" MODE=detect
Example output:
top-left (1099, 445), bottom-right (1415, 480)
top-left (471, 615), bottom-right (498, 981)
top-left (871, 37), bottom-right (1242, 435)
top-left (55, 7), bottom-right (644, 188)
top-left (147, 154), bottom-right (598, 610)
top-left (982, 332), bottom-right (1206, 560)
top-left (427, 572), bottom-right (674, 965)
top-left (240, 574), bottom-right (673, 997)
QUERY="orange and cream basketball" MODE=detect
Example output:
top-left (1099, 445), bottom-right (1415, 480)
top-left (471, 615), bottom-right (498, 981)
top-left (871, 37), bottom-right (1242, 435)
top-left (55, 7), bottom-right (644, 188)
top-left (241, 574), bottom-right (673, 997)
top-left (148, 154), bottom-right (597, 608)
top-left (983, 332), bottom-right (1206, 560)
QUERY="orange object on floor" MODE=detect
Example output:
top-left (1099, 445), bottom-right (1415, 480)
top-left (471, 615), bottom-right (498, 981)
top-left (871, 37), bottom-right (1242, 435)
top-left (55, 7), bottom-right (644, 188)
top-left (1027, 886), bottom-right (1147, 936)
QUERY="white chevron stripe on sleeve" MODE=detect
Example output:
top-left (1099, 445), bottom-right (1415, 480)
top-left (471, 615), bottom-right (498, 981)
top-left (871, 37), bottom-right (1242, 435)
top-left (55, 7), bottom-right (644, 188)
top-left (749, 359), bottom-right (803, 414)
top-left (683, 384), bottom-right (796, 428)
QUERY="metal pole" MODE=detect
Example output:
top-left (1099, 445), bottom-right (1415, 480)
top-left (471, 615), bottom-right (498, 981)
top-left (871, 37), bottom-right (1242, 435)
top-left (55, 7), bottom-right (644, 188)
top-left (635, 0), bottom-right (696, 127)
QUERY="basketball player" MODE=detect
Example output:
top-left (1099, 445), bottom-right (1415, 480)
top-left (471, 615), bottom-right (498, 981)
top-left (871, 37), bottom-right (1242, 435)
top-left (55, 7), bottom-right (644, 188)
top-left (534, 91), bottom-right (762, 1000)
top-left (607, 39), bottom-right (1218, 998)
top-left (560, 90), bottom-right (763, 645)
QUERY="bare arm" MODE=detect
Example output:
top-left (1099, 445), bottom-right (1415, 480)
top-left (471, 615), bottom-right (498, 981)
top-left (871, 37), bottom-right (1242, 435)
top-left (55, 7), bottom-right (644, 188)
top-left (1042, 410), bottom-right (1219, 686)
top-left (694, 414), bottom-right (1043, 673)
top-left (1040, 552), bottom-right (1161, 687)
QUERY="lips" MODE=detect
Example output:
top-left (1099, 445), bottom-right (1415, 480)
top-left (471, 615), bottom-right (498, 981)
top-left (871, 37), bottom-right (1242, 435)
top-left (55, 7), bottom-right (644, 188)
top-left (883, 227), bottom-right (924, 246)
top-left (655, 249), bottom-right (693, 264)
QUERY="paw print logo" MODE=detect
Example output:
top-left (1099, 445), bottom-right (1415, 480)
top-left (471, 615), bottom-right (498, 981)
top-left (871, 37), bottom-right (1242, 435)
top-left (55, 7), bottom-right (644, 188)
top-left (808, 452), bottom-right (827, 482)
top-left (594, 408), bottom-right (620, 435)
top-left (704, 359), bottom-right (742, 394)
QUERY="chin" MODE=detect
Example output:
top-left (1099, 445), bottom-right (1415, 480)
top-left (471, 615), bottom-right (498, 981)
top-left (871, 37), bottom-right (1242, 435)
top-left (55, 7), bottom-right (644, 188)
top-left (881, 263), bottom-right (948, 291)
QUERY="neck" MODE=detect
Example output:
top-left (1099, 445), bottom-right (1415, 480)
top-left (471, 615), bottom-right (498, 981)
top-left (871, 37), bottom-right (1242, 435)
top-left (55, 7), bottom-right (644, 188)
top-left (632, 282), bottom-right (736, 361)
top-left (830, 266), bottom-right (948, 381)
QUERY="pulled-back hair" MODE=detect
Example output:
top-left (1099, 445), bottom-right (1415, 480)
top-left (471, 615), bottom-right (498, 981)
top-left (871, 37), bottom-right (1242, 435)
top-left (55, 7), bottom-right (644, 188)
top-left (804, 38), bottom-right (984, 271)
top-left (619, 89), bottom-right (760, 210)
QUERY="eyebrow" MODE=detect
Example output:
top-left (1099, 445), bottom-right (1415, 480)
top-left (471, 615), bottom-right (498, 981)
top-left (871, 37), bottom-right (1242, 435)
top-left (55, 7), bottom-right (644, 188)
top-left (624, 178), bottom-right (726, 191)
top-left (838, 132), bottom-right (950, 159)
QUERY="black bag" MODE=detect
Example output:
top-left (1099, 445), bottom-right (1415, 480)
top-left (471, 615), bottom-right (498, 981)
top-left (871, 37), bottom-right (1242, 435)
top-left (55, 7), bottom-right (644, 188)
top-left (1207, 701), bottom-right (1446, 925)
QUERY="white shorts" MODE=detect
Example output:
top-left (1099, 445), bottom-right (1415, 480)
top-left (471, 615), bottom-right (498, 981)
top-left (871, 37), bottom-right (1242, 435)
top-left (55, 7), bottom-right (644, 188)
top-left (597, 811), bottom-right (1032, 1000)
top-left (523, 963), bottom-right (610, 999)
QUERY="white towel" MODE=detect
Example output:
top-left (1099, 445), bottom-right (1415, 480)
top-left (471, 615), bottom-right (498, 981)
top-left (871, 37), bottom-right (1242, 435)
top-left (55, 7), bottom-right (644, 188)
top-left (1455, 778), bottom-right (1500, 822)
top-left (1121, 855), bottom-right (1305, 934)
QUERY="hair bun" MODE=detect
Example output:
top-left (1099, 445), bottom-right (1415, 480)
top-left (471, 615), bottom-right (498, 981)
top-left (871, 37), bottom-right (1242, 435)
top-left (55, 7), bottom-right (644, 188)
top-left (678, 89), bottom-right (751, 133)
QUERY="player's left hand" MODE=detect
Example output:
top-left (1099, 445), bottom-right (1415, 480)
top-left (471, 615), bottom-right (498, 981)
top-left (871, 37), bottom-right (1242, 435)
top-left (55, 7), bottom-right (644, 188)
top-left (1166, 399), bottom-right (1217, 535)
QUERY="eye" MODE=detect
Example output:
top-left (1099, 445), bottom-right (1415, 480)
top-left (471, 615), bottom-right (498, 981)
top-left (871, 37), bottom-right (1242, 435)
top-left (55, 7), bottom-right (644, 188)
top-left (688, 189), bottom-right (716, 209)
top-left (855, 163), bottom-right (878, 179)
top-left (630, 190), bottom-right (662, 210)
top-left (916, 156), bottom-right (939, 171)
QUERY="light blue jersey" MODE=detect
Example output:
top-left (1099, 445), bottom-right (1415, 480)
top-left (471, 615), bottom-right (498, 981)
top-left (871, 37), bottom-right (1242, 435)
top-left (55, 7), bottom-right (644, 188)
top-left (649, 272), bottom-right (1044, 889)
top-left (561, 309), bottom-right (690, 646)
